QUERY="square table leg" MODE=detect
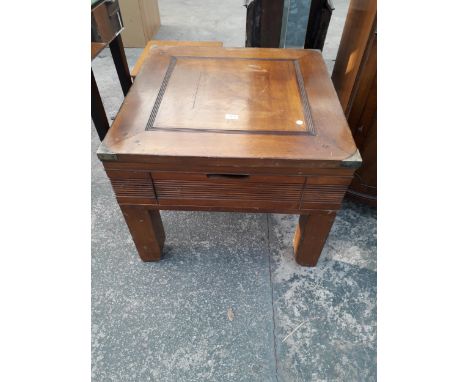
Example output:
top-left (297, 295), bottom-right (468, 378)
top-left (293, 210), bottom-right (337, 266)
top-left (120, 205), bottom-right (166, 261)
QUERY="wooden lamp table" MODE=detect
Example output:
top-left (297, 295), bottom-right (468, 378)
top-left (98, 46), bottom-right (361, 267)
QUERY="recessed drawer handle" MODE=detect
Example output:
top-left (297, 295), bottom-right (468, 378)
top-left (206, 174), bottom-right (250, 180)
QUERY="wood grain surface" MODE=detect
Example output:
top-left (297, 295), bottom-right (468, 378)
top-left (99, 47), bottom-right (359, 166)
top-left (131, 40), bottom-right (223, 78)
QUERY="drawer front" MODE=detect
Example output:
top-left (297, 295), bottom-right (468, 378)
top-left (301, 176), bottom-right (351, 209)
top-left (152, 172), bottom-right (305, 209)
top-left (105, 169), bottom-right (352, 211)
top-left (107, 170), bottom-right (157, 204)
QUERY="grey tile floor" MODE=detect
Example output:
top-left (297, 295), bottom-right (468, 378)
top-left (92, 1), bottom-right (376, 380)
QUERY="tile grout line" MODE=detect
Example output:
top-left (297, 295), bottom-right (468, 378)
top-left (266, 213), bottom-right (280, 382)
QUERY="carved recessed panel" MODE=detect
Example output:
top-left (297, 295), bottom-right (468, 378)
top-left (146, 57), bottom-right (315, 136)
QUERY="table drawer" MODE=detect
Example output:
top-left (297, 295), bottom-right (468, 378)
top-left (151, 172), bottom-right (305, 209)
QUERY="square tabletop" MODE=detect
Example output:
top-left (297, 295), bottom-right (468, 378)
top-left (99, 46), bottom-right (359, 168)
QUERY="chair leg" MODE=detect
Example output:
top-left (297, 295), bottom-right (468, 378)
top-left (109, 34), bottom-right (132, 96)
top-left (91, 69), bottom-right (110, 141)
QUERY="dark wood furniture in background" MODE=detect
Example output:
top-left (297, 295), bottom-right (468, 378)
top-left (332, 0), bottom-right (377, 205)
top-left (245, 0), bottom-right (334, 50)
top-left (97, 46), bottom-right (361, 266)
top-left (245, 0), bottom-right (284, 47)
top-left (304, 0), bottom-right (334, 50)
top-left (92, 0), bottom-right (133, 141)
